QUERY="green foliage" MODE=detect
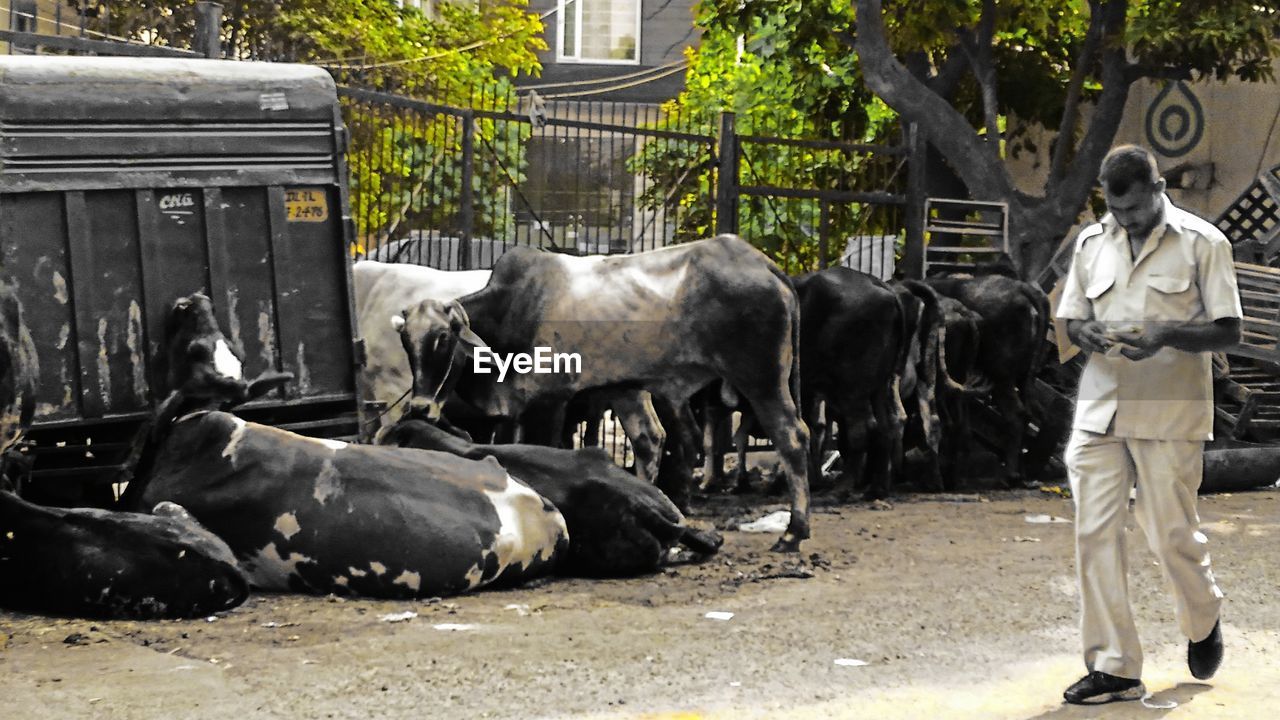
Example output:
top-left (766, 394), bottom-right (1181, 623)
top-left (70, 0), bottom-right (545, 251)
top-left (644, 0), bottom-right (1280, 272)
top-left (633, 1), bottom-right (905, 272)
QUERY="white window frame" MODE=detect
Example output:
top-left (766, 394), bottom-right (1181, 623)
top-left (556, 0), bottom-right (642, 66)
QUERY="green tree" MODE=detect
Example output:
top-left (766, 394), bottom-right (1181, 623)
top-left (636, 2), bottom-right (902, 271)
top-left (680, 0), bottom-right (1280, 277)
top-left (72, 0), bottom-right (546, 253)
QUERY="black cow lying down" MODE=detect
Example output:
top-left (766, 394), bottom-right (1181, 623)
top-left (377, 414), bottom-right (723, 577)
top-left (0, 493), bottom-right (248, 618)
top-left (0, 280), bottom-right (246, 620)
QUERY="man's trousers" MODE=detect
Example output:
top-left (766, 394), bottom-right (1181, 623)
top-left (1065, 428), bottom-right (1224, 679)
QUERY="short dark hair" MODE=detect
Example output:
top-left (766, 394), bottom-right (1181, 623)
top-left (1099, 145), bottom-right (1160, 196)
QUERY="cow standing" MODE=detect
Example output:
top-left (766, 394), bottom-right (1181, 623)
top-left (352, 260), bottom-right (491, 430)
top-left (925, 273), bottom-right (1051, 486)
top-left (793, 268), bottom-right (906, 500)
top-left (395, 235), bottom-right (812, 552)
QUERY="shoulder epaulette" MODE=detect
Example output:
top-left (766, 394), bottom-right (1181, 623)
top-left (1177, 211), bottom-right (1229, 245)
top-left (1074, 223), bottom-right (1105, 250)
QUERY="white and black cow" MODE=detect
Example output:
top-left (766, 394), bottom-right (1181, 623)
top-left (353, 260), bottom-right (491, 431)
top-left (128, 413), bottom-right (567, 597)
top-left (378, 414), bottom-right (723, 577)
top-left (0, 280), bottom-right (247, 620)
top-left (120, 293), bottom-right (569, 599)
top-left (395, 235), bottom-right (812, 552)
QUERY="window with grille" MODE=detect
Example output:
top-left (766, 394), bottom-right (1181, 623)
top-left (557, 0), bottom-right (640, 64)
top-left (10, 0), bottom-right (37, 32)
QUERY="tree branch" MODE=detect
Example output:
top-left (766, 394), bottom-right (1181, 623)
top-left (850, 0), bottom-right (1013, 199)
top-left (1049, 0), bottom-right (1105, 186)
top-left (958, 0), bottom-right (1001, 163)
top-left (1055, 0), bottom-right (1134, 219)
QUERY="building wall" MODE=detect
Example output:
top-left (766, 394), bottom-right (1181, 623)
top-left (1110, 76), bottom-right (1280, 221)
top-left (1006, 68), bottom-right (1280, 229)
top-left (521, 0), bottom-right (700, 103)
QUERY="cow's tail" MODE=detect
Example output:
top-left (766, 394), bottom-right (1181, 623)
top-left (889, 289), bottom-right (910, 428)
top-left (910, 281), bottom-right (990, 396)
top-left (766, 262), bottom-right (804, 411)
top-left (901, 280), bottom-right (942, 449)
top-left (1018, 281), bottom-right (1052, 391)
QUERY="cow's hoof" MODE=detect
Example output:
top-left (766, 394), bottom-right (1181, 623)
top-left (770, 536), bottom-right (802, 553)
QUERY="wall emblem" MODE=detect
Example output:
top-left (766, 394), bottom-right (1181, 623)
top-left (1145, 81), bottom-right (1204, 158)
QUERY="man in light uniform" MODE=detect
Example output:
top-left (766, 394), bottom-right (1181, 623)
top-left (1055, 145), bottom-right (1237, 704)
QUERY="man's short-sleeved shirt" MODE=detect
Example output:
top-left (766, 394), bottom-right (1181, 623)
top-left (1055, 194), bottom-right (1242, 440)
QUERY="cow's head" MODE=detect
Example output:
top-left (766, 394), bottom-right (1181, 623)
top-left (163, 293), bottom-right (293, 410)
top-left (391, 298), bottom-right (485, 421)
top-left (117, 293), bottom-right (293, 510)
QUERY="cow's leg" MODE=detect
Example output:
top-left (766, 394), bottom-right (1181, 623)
top-left (697, 393), bottom-right (724, 492)
top-left (611, 390), bottom-right (665, 485)
top-left (804, 396), bottom-right (829, 489)
top-left (741, 389), bottom-right (811, 552)
top-left (652, 395), bottom-right (696, 514)
top-left (866, 387), bottom-right (902, 501)
top-left (947, 393), bottom-right (974, 491)
top-left (833, 407), bottom-right (870, 500)
top-left (992, 381), bottom-right (1029, 488)
top-left (732, 413), bottom-right (752, 493)
top-left (581, 408), bottom-right (603, 448)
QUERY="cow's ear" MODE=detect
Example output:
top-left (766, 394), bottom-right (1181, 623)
top-left (457, 325), bottom-right (486, 350)
top-left (390, 314), bottom-right (406, 333)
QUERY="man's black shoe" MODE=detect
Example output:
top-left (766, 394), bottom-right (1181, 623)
top-left (1063, 671), bottom-right (1145, 705)
top-left (1189, 619), bottom-right (1223, 680)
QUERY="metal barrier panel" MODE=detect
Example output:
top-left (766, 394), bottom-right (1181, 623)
top-left (0, 57), bottom-right (360, 503)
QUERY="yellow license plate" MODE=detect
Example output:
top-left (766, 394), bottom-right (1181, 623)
top-left (285, 187), bottom-right (329, 222)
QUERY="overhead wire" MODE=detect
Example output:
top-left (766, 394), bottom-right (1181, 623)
top-left (516, 58), bottom-right (689, 90)
top-left (535, 62), bottom-right (690, 99)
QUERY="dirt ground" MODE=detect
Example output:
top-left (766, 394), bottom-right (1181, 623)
top-left (3, 464), bottom-right (1279, 720)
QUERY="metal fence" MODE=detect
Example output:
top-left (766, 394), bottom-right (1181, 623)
top-left (0, 0), bottom-right (218, 57)
top-left (724, 117), bottom-right (914, 276)
top-left (339, 83), bottom-right (717, 268)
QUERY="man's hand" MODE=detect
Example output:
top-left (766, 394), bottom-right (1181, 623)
top-left (1111, 326), bottom-right (1166, 361)
top-left (1067, 320), bottom-right (1115, 355)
